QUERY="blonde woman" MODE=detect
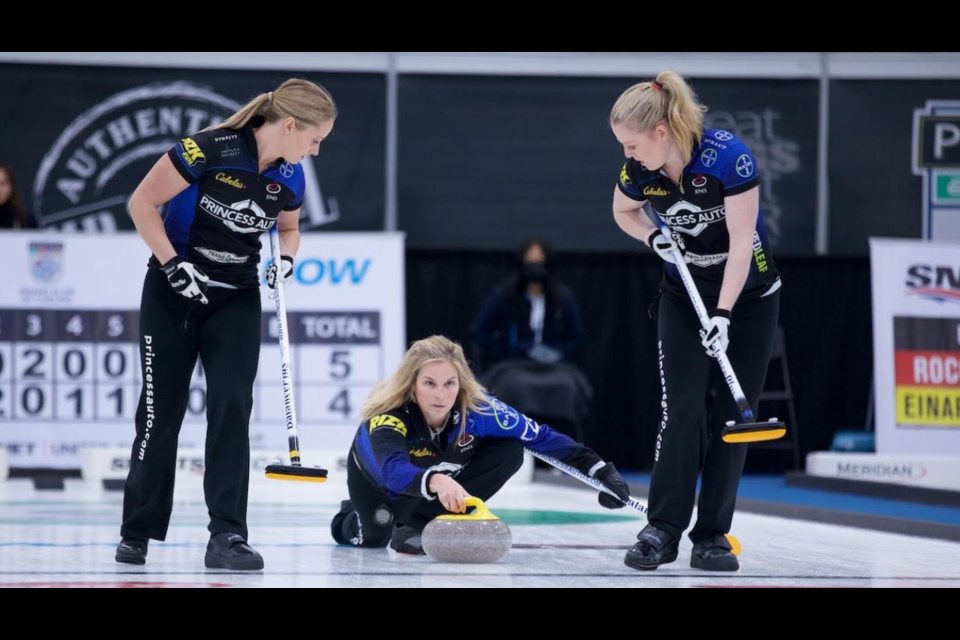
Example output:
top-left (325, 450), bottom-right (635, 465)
top-left (611, 71), bottom-right (781, 571)
top-left (331, 336), bottom-right (629, 554)
top-left (117, 79), bottom-right (337, 571)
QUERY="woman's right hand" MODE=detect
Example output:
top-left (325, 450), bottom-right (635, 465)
top-left (646, 229), bottom-right (691, 265)
top-left (428, 474), bottom-right (471, 513)
top-left (161, 256), bottom-right (210, 304)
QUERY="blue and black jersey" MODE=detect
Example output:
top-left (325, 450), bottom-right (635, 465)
top-left (352, 398), bottom-right (603, 500)
top-left (153, 115), bottom-right (305, 287)
top-left (617, 129), bottom-right (780, 303)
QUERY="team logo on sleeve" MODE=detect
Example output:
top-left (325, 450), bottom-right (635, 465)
top-left (714, 131), bottom-right (734, 141)
top-left (700, 148), bottom-right (718, 167)
top-left (520, 415), bottom-right (542, 442)
top-left (180, 137), bottom-right (206, 167)
top-left (280, 163), bottom-right (295, 179)
top-left (619, 163), bottom-right (632, 187)
top-left (490, 399), bottom-right (521, 431)
top-left (370, 414), bottom-right (408, 436)
top-left (736, 154), bottom-right (755, 178)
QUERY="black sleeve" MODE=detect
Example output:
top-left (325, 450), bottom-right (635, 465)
top-left (166, 131), bottom-right (216, 184)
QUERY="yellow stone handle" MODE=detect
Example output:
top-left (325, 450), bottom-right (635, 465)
top-left (435, 496), bottom-right (500, 521)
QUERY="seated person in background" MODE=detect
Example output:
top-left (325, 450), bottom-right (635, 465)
top-left (471, 240), bottom-right (591, 442)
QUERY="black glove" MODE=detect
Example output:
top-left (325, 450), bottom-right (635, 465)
top-left (594, 462), bottom-right (630, 510)
top-left (161, 256), bottom-right (209, 304)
